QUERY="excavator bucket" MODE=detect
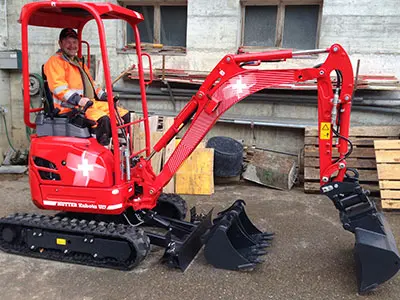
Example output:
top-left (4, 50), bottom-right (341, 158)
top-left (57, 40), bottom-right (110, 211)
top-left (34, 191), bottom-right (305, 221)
top-left (322, 180), bottom-right (400, 293)
top-left (353, 213), bottom-right (400, 293)
top-left (204, 200), bottom-right (273, 270)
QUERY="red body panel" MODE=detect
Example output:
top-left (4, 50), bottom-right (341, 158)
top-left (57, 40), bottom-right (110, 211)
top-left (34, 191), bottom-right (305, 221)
top-left (30, 136), bottom-right (114, 188)
top-left (29, 135), bottom-right (136, 214)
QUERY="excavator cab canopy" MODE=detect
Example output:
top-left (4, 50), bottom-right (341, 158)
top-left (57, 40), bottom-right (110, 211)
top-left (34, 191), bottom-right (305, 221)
top-left (19, 1), bottom-right (144, 28)
top-left (19, 1), bottom-right (152, 182)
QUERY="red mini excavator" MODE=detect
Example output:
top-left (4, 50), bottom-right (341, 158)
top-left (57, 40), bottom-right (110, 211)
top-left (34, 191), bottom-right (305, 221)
top-left (0, 1), bottom-right (399, 294)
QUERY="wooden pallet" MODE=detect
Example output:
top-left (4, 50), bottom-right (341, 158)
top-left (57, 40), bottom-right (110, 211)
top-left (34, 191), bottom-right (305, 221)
top-left (304, 126), bottom-right (400, 193)
top-left (130, 114), bottom-right (213, 194)
top-left (130, 114), bottom-right (176, 191)
top-left (374, 140), bottom-right (400, 209)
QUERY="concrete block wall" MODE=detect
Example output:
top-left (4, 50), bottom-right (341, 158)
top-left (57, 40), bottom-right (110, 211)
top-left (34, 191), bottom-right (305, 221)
top-left (320, 0), bottom-right (400, 77)
top-left (0, 0), bottom-right (398, 151)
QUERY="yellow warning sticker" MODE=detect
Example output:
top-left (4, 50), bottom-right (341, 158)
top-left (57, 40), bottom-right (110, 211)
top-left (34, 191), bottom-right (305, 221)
top-left (320, 122), bottom-right (331, 140)
top-left (56, 238), bottom-right (67, 246)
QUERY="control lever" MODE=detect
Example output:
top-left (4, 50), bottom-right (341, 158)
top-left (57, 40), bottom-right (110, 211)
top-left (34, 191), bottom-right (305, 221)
top-left (82, 100), bottom-right (93, 113)
top-left (60, 100), bottom-right (93, 113)
top-left (113, 94), bottom-right (120, 105)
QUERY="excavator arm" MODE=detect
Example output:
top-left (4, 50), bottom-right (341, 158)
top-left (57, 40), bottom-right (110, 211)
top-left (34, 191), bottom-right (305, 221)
top-left (131, 44), bottom-right (400, 293)
top-left (134, 44), bottom-right (353, 202)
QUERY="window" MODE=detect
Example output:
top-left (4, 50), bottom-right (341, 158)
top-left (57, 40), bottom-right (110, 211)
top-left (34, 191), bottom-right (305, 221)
top-left (241, 1), bottom-right (322, 50)
top-left (124, 2), bottom-right (187, 49)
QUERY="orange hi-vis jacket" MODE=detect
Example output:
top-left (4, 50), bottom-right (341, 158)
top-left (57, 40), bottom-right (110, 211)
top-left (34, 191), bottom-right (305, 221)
top-left (44, 51), bottom-right (128, 122)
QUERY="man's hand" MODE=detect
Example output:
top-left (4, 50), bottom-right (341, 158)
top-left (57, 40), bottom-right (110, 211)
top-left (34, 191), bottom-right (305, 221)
top-left (78, 97), bottom-right (91, 107)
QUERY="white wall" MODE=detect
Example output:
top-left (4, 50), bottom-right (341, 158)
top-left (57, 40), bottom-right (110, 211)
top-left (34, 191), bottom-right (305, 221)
top-left (0, 0), bottom-right (399, 150)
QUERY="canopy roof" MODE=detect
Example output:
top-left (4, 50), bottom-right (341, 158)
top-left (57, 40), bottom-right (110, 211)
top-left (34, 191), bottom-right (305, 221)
top-left (19, 1), bottom-right (143, 29)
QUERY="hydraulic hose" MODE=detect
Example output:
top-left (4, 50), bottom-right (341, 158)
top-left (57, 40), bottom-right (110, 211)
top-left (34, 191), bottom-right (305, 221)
top-left (1, 112), bottom-right (16, 152)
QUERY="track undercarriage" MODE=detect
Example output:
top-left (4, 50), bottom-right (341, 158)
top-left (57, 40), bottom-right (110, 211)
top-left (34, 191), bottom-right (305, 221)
top-left (0, 195), bottom-right (272, 271)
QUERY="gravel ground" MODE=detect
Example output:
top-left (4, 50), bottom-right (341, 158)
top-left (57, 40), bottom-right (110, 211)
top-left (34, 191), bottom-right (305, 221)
top-left (0, 175), bottom-right (399, 300)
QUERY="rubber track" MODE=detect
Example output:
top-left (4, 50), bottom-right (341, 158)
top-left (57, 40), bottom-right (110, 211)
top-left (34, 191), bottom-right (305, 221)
top-left (156, 193), bottom-right (188, 220)
top-left (0, 213), bottom-right (150, 270)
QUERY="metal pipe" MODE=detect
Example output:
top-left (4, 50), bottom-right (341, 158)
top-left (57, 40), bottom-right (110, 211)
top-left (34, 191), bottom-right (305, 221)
top-left (118, 94), bottom-right (189, 101)
top-left (292, 48), bottom-right (329, 56)
top-left (352, 106), bottom-right (400, 114)
top-left (118, 93), bottom-right (400, 111)
top-left (125, 147), bottom-right (131, 180)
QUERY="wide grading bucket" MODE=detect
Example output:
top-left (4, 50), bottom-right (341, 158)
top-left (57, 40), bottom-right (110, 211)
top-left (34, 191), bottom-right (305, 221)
top-left (322, 180), bottom-right (400, 293)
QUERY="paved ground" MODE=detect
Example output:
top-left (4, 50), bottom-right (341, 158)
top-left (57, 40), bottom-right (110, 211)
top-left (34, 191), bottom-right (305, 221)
top-left (0, 175), bottom-right (400, 300)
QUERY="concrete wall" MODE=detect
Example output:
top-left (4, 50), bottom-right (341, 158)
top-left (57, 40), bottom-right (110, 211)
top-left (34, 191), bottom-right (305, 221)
top-left (0, 0), bottom-right (399, 152)
top-left (320, 0), bottom-right (400, 78)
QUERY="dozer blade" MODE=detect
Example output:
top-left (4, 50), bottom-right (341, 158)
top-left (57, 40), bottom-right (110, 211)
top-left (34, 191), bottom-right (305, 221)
top-left (166, 209), bottom-right (213, 271)
top-left (354, 213), bottom-right (400, 293)
top-left (146, 209), bottom-right (213, 271)
top-left (322, 180), bottom-right (400, 293)
top-left (204, 200), bottom-right (273, 270)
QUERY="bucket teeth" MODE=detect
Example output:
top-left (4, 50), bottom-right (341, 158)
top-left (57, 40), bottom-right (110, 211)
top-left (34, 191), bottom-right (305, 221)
top-left (257, 242), bottom-right (271, 249)
top-left (261, 232), bottom-right (275, 237)
top-left (249, 257), bottom-right (265, 264)
top-left (251, 249), bottom-right (268, 256)
top-left (253, 234), bottom-right (274, 242)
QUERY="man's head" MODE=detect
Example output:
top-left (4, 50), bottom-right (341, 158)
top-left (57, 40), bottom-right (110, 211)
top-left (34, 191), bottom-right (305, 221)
top-left (58, 28), bottom-right (79, 58)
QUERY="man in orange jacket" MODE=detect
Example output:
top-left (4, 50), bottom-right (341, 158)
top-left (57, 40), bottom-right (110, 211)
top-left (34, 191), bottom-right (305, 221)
top-left (44, 28), bottom-right (129, 145)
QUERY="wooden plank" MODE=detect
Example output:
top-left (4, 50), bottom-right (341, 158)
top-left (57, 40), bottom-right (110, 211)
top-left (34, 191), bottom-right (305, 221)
top-left (304, 157), bottom-right (376, 169)
top-left (304, 136), bottom-right (398, 146)
top-left (304, 182), bottom-right (380, 194)
top-left (163, 117), bottom-right (176, 193)
top-left (379, 181), bottom-right (400, 190)
top-left (305, 126), bottom-right (400, 137)
top-left (374, 140), bottom-right (400, 150)
top-left (175, 148), bottom-right (214, 195)
top-left (131, 114), bottom-right (163, 174)
top-left (375, 150), bottom-right (400, 163)
top-left (175, 139), bottom-right (206, 148)
top-left (381, 190), bottom-right (400, 200)
top-left (131, 113), bottom-right (146, 154)
top-left (304, 146), bottom-right (376, 158)
top-left (304, 167), bottom-right (378, 181)
top-left (376, 164), bottom-right (400, 180)
top-left (150, 132), bottom-right (164, 174)
top-left (382, 200), bottom-right (400, 210)
top-left (149, 116), bottom-right (159, 132)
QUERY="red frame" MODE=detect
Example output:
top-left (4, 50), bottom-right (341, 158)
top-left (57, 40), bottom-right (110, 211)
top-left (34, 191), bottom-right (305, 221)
top-left (21, 1), bottom-right (354, 215)
top-left (20, 1), bottom-right (152, 184)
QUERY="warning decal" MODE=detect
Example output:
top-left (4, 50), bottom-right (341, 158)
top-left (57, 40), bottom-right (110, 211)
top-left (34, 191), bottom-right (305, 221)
top-left (56, 238), bottom-right (67, 246)
top-left (320, 122), bottom-right (331, 140)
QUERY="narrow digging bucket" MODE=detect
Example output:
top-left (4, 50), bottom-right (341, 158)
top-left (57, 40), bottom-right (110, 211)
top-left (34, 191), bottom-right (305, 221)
top-left (204, 200), bottom-right (273, 270)
top-left (354, 213), bottom-right (400, 293)
top-left (322, 180), bottom-right (400, 293)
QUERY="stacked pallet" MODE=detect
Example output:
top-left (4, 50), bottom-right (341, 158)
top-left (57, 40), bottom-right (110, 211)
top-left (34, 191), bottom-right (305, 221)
top-left (374, 140), bottom-right (400, 209)
top-left (304, 126), bottom-right (400, 193)
top-left (130, 114), bottom-right (214, 195)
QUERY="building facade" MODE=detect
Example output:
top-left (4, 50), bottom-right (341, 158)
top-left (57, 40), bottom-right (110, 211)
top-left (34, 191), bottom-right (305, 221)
top-left (0, 0), bottom-right (398, 152)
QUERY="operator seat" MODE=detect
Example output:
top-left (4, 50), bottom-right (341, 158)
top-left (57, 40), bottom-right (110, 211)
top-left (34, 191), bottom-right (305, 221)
top-left (34, 65), bottom-right (92, 138)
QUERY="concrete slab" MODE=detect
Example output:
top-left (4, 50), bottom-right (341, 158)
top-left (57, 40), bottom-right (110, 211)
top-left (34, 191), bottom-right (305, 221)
top-left (0, 175), bottom-right (399, 300)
